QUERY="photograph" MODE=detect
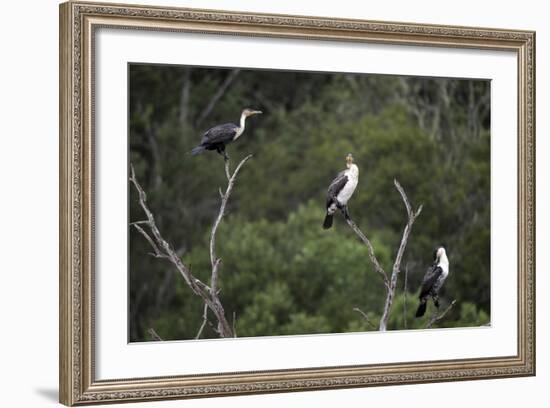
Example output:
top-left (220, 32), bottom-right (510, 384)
top-left (57, 2), bottom-right (536, 404)
top-left (128, 64), bottom-right (491, 342)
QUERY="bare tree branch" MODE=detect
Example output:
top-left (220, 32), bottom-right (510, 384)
top-left (379, 180), bottom-right (423, 331)
top-left (210, 155), bottom-right (253, 272)
top-left (196, 69), bottom-right (241, 127)
top-left (208, 155), bottom-right (252, 336)
top-left (195, 303), bottom-right (209, 340)
top-left (131, 223), bottom-right (167, 259)
top-left (223, 159), bottom-right (231, 182)
top-left (353, 307), bottom-right (375, 329)
top-left (347, 179), bottom-right (422, 331)
top-left (130, 158), bottom-right (252, 338)
top-left (345, 219), bottom-right (389, 288)
top-left (130, 165), bottom-right (197, 289)
top-left (426, 300), bottom-right (457, 329)
top-left (147, 328), bottom-right (163, 342)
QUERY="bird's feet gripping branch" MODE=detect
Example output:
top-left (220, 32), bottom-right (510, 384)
top-left (323, 153), bottom-right (359, 229)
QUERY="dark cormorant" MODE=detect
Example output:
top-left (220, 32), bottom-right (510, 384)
top-left (415, 246), bottom-right (450, 317)
top-left (191, 108), bottom-right (262, 159)
top-left (323, 154), bottom-right (359, 229)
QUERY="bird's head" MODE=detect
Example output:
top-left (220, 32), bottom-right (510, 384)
top-left (434, 246), bottom-right (447, 262)
top-left (242, 108), bottom-right (263, 117)
top-left (346, 153), bottom-right (354, 168)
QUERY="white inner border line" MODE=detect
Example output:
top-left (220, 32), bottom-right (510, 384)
top-left (95, 28), bottom-right (517, 380)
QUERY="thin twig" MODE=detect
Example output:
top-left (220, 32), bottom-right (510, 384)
top-left (129, 160), bottom-right (250, 338)
top-left (345, 219), bottom-right (389, 288)
top-left (378, 180), bottom-right (422, 331)
top-left (195, 303), bottom-right (209, 340)
top-left (147, 328), bottom-right (163, 342)
top-left (209, 155), bottom-right (253, 280)
top-left (426, 300), bottom-right (457, 329)
top-left (353, 307), bottom-right (375, 329)
top-left (132, 223), bottom-right (167, 259)
top-left (130, 165), bottom-right (197, 289)
top-left (196, 69), bottom-right (241, 127)
top-left (346, 179), bottom-right (422, 332)
top-left (223, 159), bottom-right (231, 181)
top-left (207, 155), bottom-right (251, 337)
top-left (130, 220), bottom-right (151, 226)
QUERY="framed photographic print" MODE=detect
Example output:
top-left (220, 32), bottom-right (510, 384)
top-left (59, 1), bottom-right (536, 405)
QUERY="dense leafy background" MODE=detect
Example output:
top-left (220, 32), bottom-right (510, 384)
top-left (129, 64), bottom-right (490, 341)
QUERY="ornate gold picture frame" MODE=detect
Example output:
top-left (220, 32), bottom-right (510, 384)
top-left (59, 1), bottom-right (535, 405)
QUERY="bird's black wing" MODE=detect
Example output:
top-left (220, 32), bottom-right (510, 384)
top-left (327, 171), bottom-right (348, 202)
top-left (201, 123), bottom-right (238, 145)
top-left (419, 265), bottom-right (443, 298)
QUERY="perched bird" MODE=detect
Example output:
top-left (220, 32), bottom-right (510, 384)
top-left (191, 108), bottom-right (262, 159)
top-left (323, 153), bottom-right (359, 229)
top-left (415, 246), bottom-right (450, 318)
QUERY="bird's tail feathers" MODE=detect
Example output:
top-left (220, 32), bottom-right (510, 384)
top-left (323, 214), bottom-right (334, 229)
top-left (415, 300), bottom-right (427, 318)
top-left (191, 145), bottom-right (205, 156)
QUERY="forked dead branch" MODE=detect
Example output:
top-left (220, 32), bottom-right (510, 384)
top-left (426, 299), bottom-right (457, 329)
top-left (130, 155), bottom-right (252, 339)
top-left (346, 179), bottom-right (423, 331)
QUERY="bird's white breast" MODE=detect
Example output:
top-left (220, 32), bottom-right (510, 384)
top-left (233, 113), bottom-right (247, 140)
top-left (337, 165), bottom-right (359, 205)
top-left (439, 253), bottom-right (449, 277)
top-left (233, 127), bottom-right (244, 140)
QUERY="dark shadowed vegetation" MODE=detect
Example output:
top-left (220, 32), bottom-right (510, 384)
top-left (129, 64), bottom-right (490, 341)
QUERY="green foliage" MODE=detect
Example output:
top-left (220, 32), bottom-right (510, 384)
top-left (237, 282), bottom-right (295, 337)
top-left (454, 302), bottom-right (490, 327)
top-left (383, 293), bottom-right (490, 331)
top-left (128, 64), bottom-right (491, 341)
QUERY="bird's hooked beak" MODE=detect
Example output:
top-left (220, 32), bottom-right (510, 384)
top-left (244, 109), bottom-right (262, 117)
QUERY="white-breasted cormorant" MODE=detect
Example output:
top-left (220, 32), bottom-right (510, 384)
top-left (415, 246), bottom-right (450, 317)
top-left (191, 108), bottom-right (262, 159)
top-left (323, 153), bottom-right (359, 229)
